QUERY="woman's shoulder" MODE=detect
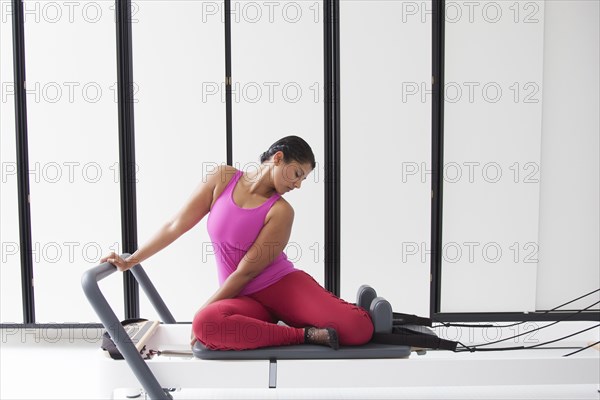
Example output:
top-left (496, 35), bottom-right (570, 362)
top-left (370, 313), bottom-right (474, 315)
top-left (207, 164), bottom-right (239, 186)
top-left (269, 196), bottom-right (294, 222)
top-left (218, 164), bottom-right (240, 177)
top-left (206, 165), bottom-right (240, 211)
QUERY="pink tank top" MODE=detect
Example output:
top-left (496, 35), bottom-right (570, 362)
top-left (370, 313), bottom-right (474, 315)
top-left (207, 169), bottom-right (298, 295)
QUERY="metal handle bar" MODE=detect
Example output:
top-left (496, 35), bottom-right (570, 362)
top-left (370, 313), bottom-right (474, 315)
top-left (81, 253), bottom-right (175, 399)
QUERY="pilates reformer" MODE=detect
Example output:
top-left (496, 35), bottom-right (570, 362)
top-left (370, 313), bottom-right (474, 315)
top-left (81, 254), bottom-right (450, 400)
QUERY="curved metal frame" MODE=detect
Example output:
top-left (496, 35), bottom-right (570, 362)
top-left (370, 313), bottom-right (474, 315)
top-left (81, 254), bottom-right (175, 399)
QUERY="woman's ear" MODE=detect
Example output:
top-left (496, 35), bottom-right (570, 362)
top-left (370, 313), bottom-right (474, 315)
top-left (273, 150), bottom-right (285, 165)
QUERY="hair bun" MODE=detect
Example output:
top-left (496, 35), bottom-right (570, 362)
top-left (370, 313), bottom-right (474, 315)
top-left (260, 151), bottom-right (269, 162)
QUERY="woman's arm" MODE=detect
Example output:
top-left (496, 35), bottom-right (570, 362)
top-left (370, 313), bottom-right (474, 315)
top-left (198, 201), bottom-right (295, 309)
top-left (101, 166), bottom-right (223, 271)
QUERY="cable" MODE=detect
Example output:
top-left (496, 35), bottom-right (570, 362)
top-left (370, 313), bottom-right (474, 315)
top-left (454, 300), bottom-right (599, 350)
top-left (432, 287), bottom-right (599, 329)
top-left (562, 340), bottom-right (600, 357)
top-left (433, 288), bottom-right (599, 329)
top-left (534, 287), bottom-right (599, 313)
top-left (454, 344), bottom-right (584, 352)
top-left (434, 322), bottom-right (496, 328)
top-left (454, 301), bottom-right (598, 350)
top-left (528, 324), bottom-right (599, 349)
top-left (454, 323), bottom-right (600, 353)
top-left (451, 301), bottom-right (599, 352)
top-left (445, 301), bottom-right (599, 353)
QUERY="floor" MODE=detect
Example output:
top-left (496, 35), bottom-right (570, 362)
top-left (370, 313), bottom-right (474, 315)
top-left (113, 385), bottom-right (600, 399)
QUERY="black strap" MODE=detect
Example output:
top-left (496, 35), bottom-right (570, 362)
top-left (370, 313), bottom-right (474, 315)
top-left (372, 328), bottom-right (458, 351)
top-left (392, 312), bottom-right (432, 327)
top-left (102, 338), bottom-right (124, 360)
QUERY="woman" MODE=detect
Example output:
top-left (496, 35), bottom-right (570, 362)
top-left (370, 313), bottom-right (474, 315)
top-left (101, 135), bottom-right (374, 351)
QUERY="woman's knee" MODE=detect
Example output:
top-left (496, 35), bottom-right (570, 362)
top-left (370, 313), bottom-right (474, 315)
top-left (338, 309), bottom-right (374, 346)
top-left (192, 304), bottom-right (224, 345)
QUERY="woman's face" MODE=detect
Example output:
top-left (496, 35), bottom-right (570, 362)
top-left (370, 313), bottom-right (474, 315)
top-left (272, 151), bottom-right (312, 194)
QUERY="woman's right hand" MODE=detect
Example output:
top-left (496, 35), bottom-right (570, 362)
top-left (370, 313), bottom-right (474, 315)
top-left (100, 252), bottom-right (135, 272)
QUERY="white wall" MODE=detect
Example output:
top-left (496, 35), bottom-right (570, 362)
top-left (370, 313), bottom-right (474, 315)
top-left (441, 0), bottom-right (599, 314)
top-left (536, 0), bottom-right (600, 311)
top-left (442, 1), bottom-right (545, 312)
top-left (131, 1), bottom-right (226, 322)
top-left (1, 0), bottom-right (21, 323)
top-left (1, 0), bottom-right (124, 323)
top-left (340, 0), bottom-right (431, 316)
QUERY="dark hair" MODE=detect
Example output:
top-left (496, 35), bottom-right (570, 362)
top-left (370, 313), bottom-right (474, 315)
top-left (259, 135), bottom-right (316, 170)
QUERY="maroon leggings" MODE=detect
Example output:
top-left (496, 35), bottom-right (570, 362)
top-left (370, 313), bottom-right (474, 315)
top-left (192, 270), bottom-right (374, 350)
